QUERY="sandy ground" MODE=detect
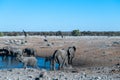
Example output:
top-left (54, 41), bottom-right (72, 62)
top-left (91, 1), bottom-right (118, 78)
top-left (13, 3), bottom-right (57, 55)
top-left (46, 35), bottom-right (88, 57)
top-left (0, 36), bottom-right (120, 80)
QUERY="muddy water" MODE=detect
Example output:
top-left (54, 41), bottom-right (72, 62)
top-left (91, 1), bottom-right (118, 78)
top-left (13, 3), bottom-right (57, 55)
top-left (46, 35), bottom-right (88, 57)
top-left (0, 56), bottom-right (58, 70)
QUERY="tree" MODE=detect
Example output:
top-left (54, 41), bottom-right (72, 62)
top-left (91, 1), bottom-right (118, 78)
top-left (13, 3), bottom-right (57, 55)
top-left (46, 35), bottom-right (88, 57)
top-left (0, 32), bottom-right (4, 37)
top-left (72, 29), bottom-right (81, 36)
top-left (56, 31), bottom-right (62, 36)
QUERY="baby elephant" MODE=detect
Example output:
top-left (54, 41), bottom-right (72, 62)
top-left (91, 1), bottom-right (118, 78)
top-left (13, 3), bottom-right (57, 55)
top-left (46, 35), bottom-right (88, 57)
top-left (17, 55), bottom-right (38, 69)
top-left (22, 48), bottom-right (36, 57)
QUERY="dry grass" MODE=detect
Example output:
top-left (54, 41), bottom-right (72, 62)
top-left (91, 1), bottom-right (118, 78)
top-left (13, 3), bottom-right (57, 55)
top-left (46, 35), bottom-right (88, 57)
top-left (0, 36), bottom-right (120, 68)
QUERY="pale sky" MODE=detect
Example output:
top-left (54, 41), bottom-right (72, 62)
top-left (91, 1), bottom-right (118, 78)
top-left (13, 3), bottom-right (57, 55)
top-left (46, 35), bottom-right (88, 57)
top-left (0, 0), bottom-right (120, 31)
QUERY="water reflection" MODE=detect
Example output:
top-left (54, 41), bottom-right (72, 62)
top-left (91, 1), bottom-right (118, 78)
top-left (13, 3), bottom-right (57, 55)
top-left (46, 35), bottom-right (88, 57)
top-left (0, 56), bottom-right (58, 70)
top-left (0, 56), bottom-right (22, 69)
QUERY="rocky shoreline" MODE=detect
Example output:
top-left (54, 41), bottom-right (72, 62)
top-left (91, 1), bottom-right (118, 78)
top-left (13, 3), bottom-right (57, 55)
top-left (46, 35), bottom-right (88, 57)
top-left (0, 64), bottom-right (120, 80)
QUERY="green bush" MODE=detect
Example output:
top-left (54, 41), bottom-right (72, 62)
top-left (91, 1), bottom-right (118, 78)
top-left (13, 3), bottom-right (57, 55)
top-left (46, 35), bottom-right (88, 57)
top-left (72, 29), bottom-right (81, 36)
top-left (0, 32), bottom-right (4, 37)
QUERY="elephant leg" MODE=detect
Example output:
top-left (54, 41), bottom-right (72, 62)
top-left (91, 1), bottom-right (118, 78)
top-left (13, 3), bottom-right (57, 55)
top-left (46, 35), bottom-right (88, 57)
top-left (60, 63), bottom-right (63, 70)
top-left (58, 64), bottom-right (61, 70)
top-left (57, 60), bottom-right (61, 70)
top-left (44, 61), bottom-right (46, 68)
top-left (65, 59), bottom-right (69, 67)
top-left (71, 58), bottom-right (73, 65)
top-left (61, 54), bottom-right (68, 69)
top-left (53, 60), bottom-right (56, 70)
top-left (51, 62), bottom-right (54, 70)
top-left (69, 59), bottom-right (71, 64)
top-left (2, 55), bottom-right (6, 60)
top-left (59, 60), bottom-right (64, 70)
top-left (50, 59), bottom-right (53, 70)
top-left (50, 61), bottom-right (52, 70)
top-left (23, 63), bottom-right (27, 69)
top-left (50, 58), bottom-right (54, 70)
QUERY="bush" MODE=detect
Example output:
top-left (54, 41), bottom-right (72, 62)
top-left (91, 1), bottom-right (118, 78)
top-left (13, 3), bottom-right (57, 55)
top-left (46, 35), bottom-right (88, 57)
top-left (0, 32), bottom-right (4, 37)
top-left (72, 30), bottom-right (81, 36)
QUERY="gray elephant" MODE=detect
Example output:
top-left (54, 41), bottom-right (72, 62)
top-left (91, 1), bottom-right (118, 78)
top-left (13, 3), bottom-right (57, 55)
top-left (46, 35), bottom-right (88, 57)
top-left (50, 46), bottom-right (76, 70)
top-left (17, 54), bottom-right (38, 69)
top-left (1, 46), bottom-right (23, 66)
top-left (67, 46), bottom-right (76, 65)
top-left (3, 46), bottom-right (23, 57)
top-left (0, 48), bottom-right (9, 60)
top-left (51, 49), bottom-right (69, 70)
top-left (23, 48), bottom-right (36, 57)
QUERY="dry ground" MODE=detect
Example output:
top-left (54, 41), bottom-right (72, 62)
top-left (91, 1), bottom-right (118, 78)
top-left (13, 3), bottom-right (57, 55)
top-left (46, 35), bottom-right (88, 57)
top-left (0, 36), bottom-right (120, 69)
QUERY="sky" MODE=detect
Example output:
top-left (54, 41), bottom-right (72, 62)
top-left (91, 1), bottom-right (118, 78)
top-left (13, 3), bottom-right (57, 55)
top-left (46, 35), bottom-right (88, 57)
top-left (0, 0), bottom-right (120, 32)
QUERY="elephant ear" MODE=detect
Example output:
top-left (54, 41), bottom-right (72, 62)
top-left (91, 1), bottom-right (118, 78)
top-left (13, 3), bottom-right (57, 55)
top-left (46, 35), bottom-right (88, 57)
top-left (23, 48), bottom-right (26, 53)
top-left (68, 47), bottom-right (73, 55)
top-left (67, 47), bottom-right (70, 55)
top-left (22, 49), bottom-right (25, 53)
top-left (68, 46), bottom-right (76, 55)
top-left (73, 46), bottom-right (76, 52)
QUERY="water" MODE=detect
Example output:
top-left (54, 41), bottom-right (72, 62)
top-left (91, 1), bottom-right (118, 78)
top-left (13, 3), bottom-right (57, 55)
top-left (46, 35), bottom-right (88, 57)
top-left (0, 56), bottom-right (58, 70)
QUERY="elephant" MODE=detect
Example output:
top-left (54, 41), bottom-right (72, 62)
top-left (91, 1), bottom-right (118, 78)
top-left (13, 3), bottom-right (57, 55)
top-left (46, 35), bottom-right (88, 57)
top-left (0, 48), bottom-right (9, 60)
top-left (3, 46), bottom-right (23, 57)
top-left (50, 46), bottom-right (76, 70)
top-left (1, 46), bottom-right (23, 66)
top-left (67, 46), bottom-right (76, 65)
top-left (11, 48), bottom-right (23, 57)
top-left (22, 48), bottom-right (36, 57)
top-left (17, 54), bottom-right (38, 69)
top-left (51, 49), bottom-right (69, 70)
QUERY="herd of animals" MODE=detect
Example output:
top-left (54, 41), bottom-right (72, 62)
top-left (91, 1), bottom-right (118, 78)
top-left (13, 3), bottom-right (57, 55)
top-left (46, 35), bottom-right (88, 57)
top-left (0, 46), bottom-right (76, 70)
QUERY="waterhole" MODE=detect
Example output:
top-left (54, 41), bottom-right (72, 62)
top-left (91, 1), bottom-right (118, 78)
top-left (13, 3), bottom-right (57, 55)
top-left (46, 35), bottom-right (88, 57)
top-left (0, 56), bottom-right (58, 70)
